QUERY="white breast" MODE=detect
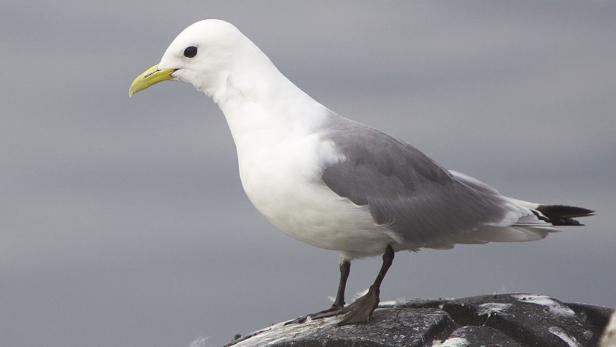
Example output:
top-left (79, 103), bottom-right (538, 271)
top-left (235, 132), bottom-right (394, 257)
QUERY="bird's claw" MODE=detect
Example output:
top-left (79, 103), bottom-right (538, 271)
top-left (337, 288), bottom-right (380, 326)
top-left (284, 304), bottom-right (345, 325)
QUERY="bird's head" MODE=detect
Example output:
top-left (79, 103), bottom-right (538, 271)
top-left (129, 19), bottom-right (267, 98)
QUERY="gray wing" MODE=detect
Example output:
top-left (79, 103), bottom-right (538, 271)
top-left (320, 117), bottom-right (511, 245)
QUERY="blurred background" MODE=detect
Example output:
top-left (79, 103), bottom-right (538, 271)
top-left (1, 1), bottom-right (615, 346)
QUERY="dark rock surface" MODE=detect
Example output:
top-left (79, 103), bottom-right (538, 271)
top-left (226, 293), bottom-right (613, 347)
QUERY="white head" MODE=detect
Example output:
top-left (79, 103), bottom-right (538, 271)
top-left (129, 19), bottom-right (284, 102)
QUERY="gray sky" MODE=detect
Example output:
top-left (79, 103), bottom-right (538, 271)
top-left (1, 1), bottom-right (615, 346)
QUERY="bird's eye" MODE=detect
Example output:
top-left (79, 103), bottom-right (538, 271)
top-left (184, 46), bottom-right (198, 58)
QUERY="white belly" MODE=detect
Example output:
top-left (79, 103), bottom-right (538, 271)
top-left (236, 135), bottom-right (394, 257)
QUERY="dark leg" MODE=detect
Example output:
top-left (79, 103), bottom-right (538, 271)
top-left (285, 259), bottom-right (351, 324)
top-left (338, 245), bottom-right (394, 325)
top-left (332, 259), bottom-right (351, 309)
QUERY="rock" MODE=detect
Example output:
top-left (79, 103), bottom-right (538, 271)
top-left (226, 293), bottom-right (612, 347)
top-left (441, 326), bottom-right (523, 347)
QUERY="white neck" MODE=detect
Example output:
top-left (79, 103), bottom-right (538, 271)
top-left (202, 47), bottom-right (330, 155)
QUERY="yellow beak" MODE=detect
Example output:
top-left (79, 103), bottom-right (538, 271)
top-left (128, 64), bottom-right (176, 97)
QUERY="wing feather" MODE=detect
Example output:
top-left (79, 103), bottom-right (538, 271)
top-left (320, 117), bottom-right (539, 246)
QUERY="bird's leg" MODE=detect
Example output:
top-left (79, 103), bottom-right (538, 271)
top-left (307, 258), bottom-right (350, 318)
top-left (338, 245), bottom-right (394, 326)
top-left (332, 259), bottom-right (351, 309)
top-left (285, 259), bottom-right (351, 324)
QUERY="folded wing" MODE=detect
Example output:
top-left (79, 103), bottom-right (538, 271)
top-left (320, 117), bottom-right (562, 248)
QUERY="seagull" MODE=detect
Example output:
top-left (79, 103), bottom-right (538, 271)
top-left (129, 19), bottom-right (594, 325)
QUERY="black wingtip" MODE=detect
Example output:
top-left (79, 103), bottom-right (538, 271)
top-left (536, 204), bottom-right (595, 226)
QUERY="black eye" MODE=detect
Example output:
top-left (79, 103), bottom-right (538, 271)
top-left (183, 46), bottom-right (198, 58)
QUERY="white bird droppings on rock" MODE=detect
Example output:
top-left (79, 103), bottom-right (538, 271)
top-left (513, 294), bottom-right (575, 316)
top-left (549, 326), bottom-right (582, 347)
top-left (477, 303), bottom-right (511, 316)
top-left (432, 337), bottom-right (469, 347)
